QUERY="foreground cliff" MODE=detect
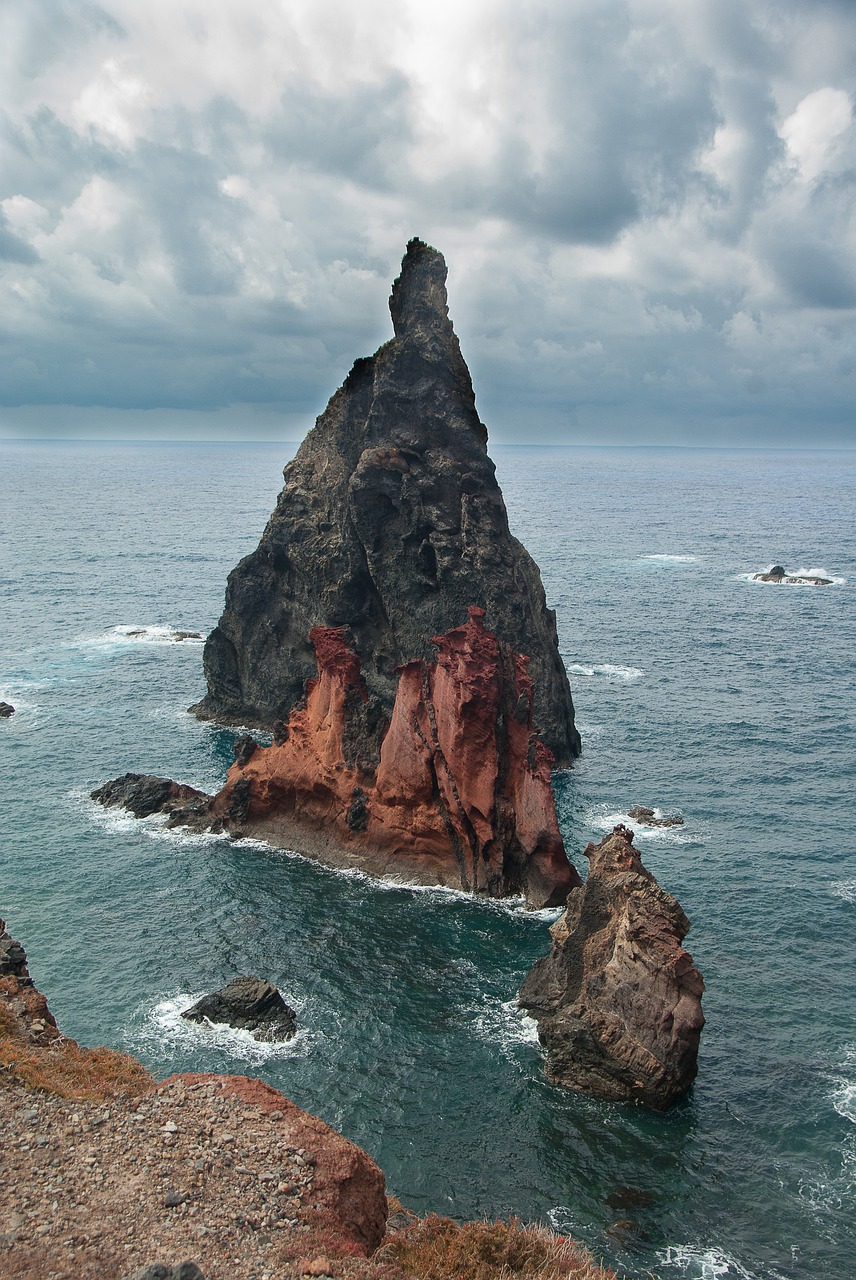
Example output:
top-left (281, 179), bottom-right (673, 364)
top-left (191, 238), bottom-right (579, 768)
top-left (1, 916), bottom-right (615, 1280)
top-left (519, 826), bottom-right (704, 1109)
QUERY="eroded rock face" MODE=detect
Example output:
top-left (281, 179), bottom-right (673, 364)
top-left (518, 826), bottom-right (704, 1108)
top-left (0, 917), bottom-right (61, 1046)
top-left (181, 977), bottom-right (297, 1042)
top-left (93, 610), bottom-right (578, 906)
top-left (207, 608), bottom-right (579, 907)
top-left (191, 238), bottom-right (579, 767)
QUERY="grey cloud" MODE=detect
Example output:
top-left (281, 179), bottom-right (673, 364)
top-left (1, 0), bottom-right (855, 446)
top-left (0, 211), bottom-right (39, 262)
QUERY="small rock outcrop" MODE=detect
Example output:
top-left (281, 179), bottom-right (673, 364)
top-left (91, 774), bottom-right (211, 820)
top-left (753, 566), bottom-right (832, 584)
top-left (191, 238), bottom-right (579, 768)
top-left (181, 976), bottom-right (297, 1042)
top-left (519, 826), bottom-right (704, 1109)
top-left (627, 805), bottom-right (684, 828)
top-left (0, 702), bottom-right (15, 718)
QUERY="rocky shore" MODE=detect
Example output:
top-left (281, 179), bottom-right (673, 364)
top-left (1, 917), bottom-right (615, 1280)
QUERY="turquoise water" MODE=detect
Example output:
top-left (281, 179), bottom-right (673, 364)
top-left (1, 440), bottom-right (854, 1280)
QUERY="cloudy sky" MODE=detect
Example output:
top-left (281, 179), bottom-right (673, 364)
top-left (2, 0), bottom-right (855, 445)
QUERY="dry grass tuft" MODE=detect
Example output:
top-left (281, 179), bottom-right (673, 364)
top-left (384, 1214), bottom-right (617, 1280)
top-left (0, 1005), bottom-right (153, 1100)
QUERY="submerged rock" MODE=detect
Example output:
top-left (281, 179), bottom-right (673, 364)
top-left (519, 826), bottom-right (704, 1108)
top-left (181, 976), bottom-right (297, 1042)
top-left (191, 238), bottom-right (579, 767)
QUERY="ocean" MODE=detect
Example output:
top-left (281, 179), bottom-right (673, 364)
top-left (1, 439), bottom-right (854, 1280)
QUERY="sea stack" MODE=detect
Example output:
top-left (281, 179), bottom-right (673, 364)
top-left (96, 241), bottom-right (580, 906)
top-left (191, 238), bottom-right (580, 768)
top-left (519, 826), bottom-right (704, 1108)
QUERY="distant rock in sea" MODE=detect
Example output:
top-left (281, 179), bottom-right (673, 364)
top-left (753, 566), bottom-right (832, 584)
top-left (190, 237), bottom-right (580, 768)
top-left (519, 825), bottom-right (704, 1108)
top-left (0, 702), bottom-right (15, 718)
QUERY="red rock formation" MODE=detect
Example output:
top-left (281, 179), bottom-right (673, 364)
top-left (210, 608), bottom-right (579, 908)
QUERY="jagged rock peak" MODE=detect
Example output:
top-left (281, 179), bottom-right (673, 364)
top-left (192, 240), bottom-right (580, 766)
top-left (389, 237), bottom-right (452, 340)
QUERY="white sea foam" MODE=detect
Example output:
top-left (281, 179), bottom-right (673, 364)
top-left (831, 878), bottom-right (856, 904)
top-left (469, 997), bottom-right (542, 1053)
top-left (741, 565), bottom-right (847, 587)
top-left (831, 1045), bottom-right (856, 1126)
top-left (586, 804), bottom-right (690, 842)
top-left (640, 554), bottom-right (699, 563)
top-left (565, 662), bottom-right (643, 682)
top-left (83, 624), bottom-right (206, 648)
top-left (655, 1244), bottom-right (771, 1279)
top-left (132, 993), bottom-right (309, 1065)
top-left (79, 789), bottom-right (564, 917)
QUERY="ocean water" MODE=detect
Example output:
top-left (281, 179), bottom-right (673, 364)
top-left (1, 440), bottom-right (854, 1280)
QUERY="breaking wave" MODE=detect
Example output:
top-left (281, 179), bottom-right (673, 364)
top-left (564, 662), bottom-right (644, 682)
top-left (654, 1244), bottom-right (777, 1279)
top-left (640, 554), bottom-right (699, 562)
top-left (131, 992), bottom-right (309, 1065)
top-left (83, 624), bottom-right (206, 648)
top-left (586, 804), bottom-right (690, 842)
top-left (741, 565), bottom-right (847, 587)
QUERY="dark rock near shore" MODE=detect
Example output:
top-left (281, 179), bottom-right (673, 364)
top-left (519, 825), bottom-right (704, 1109)
top-left (181, 976), bottom-right (297, 1042)
top-left (0, 702), bottom-right (15, 718)
top-left (190, 238), bottom-right (579, 767)
top-left (90, 774), bottom-right (212, 820)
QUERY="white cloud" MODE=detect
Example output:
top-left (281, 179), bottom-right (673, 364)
top-left (780, 86), bottom-right (853, 181)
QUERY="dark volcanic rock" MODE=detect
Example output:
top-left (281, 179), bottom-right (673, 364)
top-left (91, 773), bottom-right (212, 820)
top-left (191, 238), bottom-right (579, 766)
top-left (519, 826), bottom-right (704, 1109)
top-left (181, 976), bottom-right (297, 1042)
top-left (753, 565), bottom-right (832, 584)
top-left (0, 702), bottom-right (15, 718)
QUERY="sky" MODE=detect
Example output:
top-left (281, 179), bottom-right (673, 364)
top-left (1, 0), bottom-right (855, 446)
